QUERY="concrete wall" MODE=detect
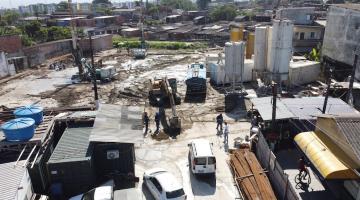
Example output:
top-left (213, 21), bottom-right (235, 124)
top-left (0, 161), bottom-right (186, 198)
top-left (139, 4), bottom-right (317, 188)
top-left (22, 35), bottom-right (113, 67)
top-left (0, 35), bottom-right (22, 54)
top-left (23, 39), bottom-right (73, 67)
top-left (78, 34), bottom-right (113, 53)
top-left (0, 52), bottom-right (16, 78)
top-left (276, 7), bottom-right (315, 25)
top-left (288, 60), bottom-right (320, 86)
top-left (322, 5), bottom-right (360, 80)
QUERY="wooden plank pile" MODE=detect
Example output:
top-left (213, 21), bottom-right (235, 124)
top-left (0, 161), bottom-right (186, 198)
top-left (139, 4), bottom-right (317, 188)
top-left (230, 148), bottom-right (277, 200)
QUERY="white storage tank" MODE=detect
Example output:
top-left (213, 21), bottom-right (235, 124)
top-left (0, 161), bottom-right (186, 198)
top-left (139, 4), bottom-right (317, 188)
top-left (225, 42), bottom-right (234, 82)
top-left (267, 20), bottom-right (293, 82)
top-left (254, 26), bottom-right (267, 72)
top-left (232, 42), bottom-right (245, 83)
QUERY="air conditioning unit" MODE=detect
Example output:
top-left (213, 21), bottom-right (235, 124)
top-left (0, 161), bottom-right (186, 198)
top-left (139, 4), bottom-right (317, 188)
top-left (107, 150), bottom-right (119, 160)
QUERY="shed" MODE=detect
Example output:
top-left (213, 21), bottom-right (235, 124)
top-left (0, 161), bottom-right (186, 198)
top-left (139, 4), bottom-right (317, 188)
top-left (47, 127), bottom-right (94, 197)
top-left (90, 104), bottom-right (142, 187)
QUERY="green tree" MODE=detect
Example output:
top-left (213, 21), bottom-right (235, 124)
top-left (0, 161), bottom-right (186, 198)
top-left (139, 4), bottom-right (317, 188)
top-left (160, 0), bottom-right (196, 11)
top-left (47, 26), bottom-right (71, 41)
top-left (92, 0), bottom-right (112, 5)
top-left (210, 5), bottom-right (238, 21)
top-left (24, 21), bottom-right (41, 38)
top-left (2, 10), bottom-right (20, 25)
top-left (0, 26), bottom-right (22, 35)
top-left (21, 35), bottom-right (34, 46)
top-left (56, 1), bottom-right (69, 12)
top-left (197, 0), bottom-right (211, 10)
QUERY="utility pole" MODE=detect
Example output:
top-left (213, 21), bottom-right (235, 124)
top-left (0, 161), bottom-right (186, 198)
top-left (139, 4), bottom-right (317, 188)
top-left (346, 50), bottom-right (359, 106)
top-left (271, 82), bottom-right (277, 130)
top-left (89, 33), bottom-right (99, 109)
top-left (322, 64), bottom-right (332, 114)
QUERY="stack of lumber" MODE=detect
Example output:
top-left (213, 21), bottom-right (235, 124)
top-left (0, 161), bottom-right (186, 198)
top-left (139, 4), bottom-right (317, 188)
top-left (230, 149), bottom-right (277, 200)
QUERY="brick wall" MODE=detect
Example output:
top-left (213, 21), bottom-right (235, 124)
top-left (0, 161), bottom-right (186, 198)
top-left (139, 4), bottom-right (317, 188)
top-left (79, 34), bottom-right (113, 53)
top-left (0, 35), bottom-right (22, 54)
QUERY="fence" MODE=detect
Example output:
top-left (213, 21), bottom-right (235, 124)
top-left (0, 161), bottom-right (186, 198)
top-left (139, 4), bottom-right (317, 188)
top-left (255, 133), bottom-right (299, 200)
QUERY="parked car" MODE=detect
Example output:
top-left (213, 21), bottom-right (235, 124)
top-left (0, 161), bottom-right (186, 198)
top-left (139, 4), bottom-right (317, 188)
top-left (143, 168), bottom-right (187, 200)
top-left (69, 180), bottom-right (114, 200)
top-left (188, 139), bottom-right (216, 175)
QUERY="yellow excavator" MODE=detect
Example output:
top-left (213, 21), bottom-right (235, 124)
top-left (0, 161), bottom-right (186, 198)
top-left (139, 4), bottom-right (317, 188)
top-left (148, 77), bottom-right (181, 136)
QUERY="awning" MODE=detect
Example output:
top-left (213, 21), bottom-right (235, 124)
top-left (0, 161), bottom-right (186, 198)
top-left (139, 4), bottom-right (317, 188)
top-left (294, 131), bottom-right (359, 179)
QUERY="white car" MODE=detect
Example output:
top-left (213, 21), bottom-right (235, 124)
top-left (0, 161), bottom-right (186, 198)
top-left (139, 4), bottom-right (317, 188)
top-left (188, 139), bottom-right (216, 175)
top-left (143, 168), bottom-right (187, 200)
top-left (69, 180), bottom-right (114, 200)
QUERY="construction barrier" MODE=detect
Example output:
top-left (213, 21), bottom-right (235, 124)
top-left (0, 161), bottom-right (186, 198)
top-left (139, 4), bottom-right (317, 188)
top-left (255, 133), bottom-right (299, 200)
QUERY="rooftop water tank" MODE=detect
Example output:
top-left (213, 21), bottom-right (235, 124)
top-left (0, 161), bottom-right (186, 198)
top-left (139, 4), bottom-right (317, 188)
top-left (1, 118), bottom-right (36, 141)
top-left (14, 105), bottom-right (43, 124)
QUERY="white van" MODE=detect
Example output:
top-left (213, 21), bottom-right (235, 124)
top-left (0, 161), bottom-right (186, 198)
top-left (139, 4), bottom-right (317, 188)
top-left (188, 139), bottom-right (216, 175)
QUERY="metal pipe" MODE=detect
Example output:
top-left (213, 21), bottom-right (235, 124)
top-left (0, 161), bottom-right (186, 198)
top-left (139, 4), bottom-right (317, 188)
top-left (271, 82), bottom-right (277, 130)
top-left (14, 145), bottom-right (27, 167)
top-left (31, 148), bottom-right (41, 168)
top-left (346, 53), bottom-right (358, 106)
top-left (89, 33), bottom-right (99, 108)
top-left (23, 145), bottom-right (37, 167)
top-left (322, 65), bottom-right (332, 114)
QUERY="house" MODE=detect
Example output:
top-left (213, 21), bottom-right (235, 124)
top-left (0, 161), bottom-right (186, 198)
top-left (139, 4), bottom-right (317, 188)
top-left (94, 16), bottom-right (117, 28)
top-left (322, 4), bottom-right (360, 81)
top-left (292, 23), bottom-right (324, 53)
top-left (165, 15), bottom-right (182, 23)
top-left (276, 7), bottom-right (325, 54)
top-left (294, 114), bottom-right (360, 199)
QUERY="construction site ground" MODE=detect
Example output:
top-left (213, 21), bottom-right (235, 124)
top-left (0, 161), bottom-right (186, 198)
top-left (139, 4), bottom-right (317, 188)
top-left (0, 48), bottom-right (254, 199)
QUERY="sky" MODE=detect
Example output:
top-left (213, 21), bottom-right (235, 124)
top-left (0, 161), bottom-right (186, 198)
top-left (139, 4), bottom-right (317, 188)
top-left (0, 0), bottom-right (129, 9)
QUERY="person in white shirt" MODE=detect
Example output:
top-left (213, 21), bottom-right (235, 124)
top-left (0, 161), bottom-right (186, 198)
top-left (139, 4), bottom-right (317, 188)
top-left (223, 122), bottom-right (229, 144)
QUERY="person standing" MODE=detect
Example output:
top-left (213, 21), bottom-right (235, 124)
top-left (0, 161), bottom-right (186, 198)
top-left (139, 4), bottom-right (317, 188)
top-left (155, 112), bottom-right (160, 133)
top-left (143, 112), bottom-right (149, 135)
top-left (216, 113), bottom-right (224, 131)
top-left (223, 122), bottom-right (229, 144)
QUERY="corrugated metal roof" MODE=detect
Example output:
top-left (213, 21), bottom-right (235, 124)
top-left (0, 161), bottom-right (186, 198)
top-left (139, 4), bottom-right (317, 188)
top-left (282, 97), bottom-right (358, 119)
top-left (0, 160), bottom-right (27, 200)
top-left (48, 127), bottom-right (92, 163)
top-left (251, 97), bottom-right (296, 121)
top-left (251, 97), bottom-right (358, 121)
top-left (90, 104), bottom-right (143, 143)
top-left (335, 116), bottom-right (360, 162)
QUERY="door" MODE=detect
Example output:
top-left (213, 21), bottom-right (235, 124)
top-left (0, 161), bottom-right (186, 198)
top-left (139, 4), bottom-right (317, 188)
top-left (300, 32), bottom-right (305, 40)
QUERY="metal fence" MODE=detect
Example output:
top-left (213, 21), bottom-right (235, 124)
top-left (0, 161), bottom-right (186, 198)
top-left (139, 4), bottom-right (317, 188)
top-left (255, 133), bottom-right (299, 200)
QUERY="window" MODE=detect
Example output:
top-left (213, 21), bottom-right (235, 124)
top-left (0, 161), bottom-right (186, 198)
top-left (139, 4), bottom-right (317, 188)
top-left (300, 32), bottom-right (305, 40)
top-left (310, 32), bottom-right (315, 39)
top-left (195, 158), bottom-right (206, 165)
top-left (295, 32), bottom-right (299, 39)
top-left (151, 178), bottom-right (162, 192)
top-left (208, 157), bottom-right (216, 165)
top-left (81, 189), bottom-right (95, 200)
top-left (166, 189), bottom-right (185, 198)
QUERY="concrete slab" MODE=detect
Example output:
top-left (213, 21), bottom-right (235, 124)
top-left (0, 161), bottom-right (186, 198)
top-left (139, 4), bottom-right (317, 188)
top-left (134, 121), bottom-right (251, 199)
top-left (276, 149), bottom-right (336, 200)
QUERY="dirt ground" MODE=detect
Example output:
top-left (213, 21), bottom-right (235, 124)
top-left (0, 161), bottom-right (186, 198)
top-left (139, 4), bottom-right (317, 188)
top-left (0, 48), bottom-right (254, 199)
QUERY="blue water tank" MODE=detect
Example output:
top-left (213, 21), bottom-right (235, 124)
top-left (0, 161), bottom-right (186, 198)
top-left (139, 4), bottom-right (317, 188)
top-left (1, 118), bottom-right (36, 141)
top-left (14, 105), bottom-right (43, 124)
